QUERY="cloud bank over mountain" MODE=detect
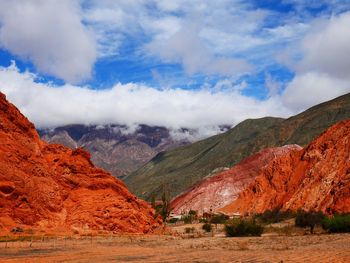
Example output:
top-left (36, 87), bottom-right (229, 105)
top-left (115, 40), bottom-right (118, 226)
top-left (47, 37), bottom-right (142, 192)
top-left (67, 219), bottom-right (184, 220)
top-left (0, 1), bottom-right (349, 135)
top-left (0, 62), bottom-right (290, 131)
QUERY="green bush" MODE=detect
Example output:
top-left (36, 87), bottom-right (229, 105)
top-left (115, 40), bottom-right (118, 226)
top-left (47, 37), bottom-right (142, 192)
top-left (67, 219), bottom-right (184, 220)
top-left (182, 214), bottom-right (195, 224)
top-left (188, 210), bottom-right (197, 216)
top-left (199, 218), bottom-right (208, 223)
top-left (295, 210), bottom-right (325, 234)
top-left (322, 214), bottom-right (350, 233)
top-left (181, 210), bottom-right (198, 224)
top-left (202, 223), bottom-right (212, 232)
top-left (210, 214), bottom-right (229, 225)
top-left (185, 227), bottom-right (195, 234)
top-left (256, 208), bottom-right (295, 224)
top-left (167, 218), bottom-right (179, 224)
top-left (225, 219), bottom-right (263, 237)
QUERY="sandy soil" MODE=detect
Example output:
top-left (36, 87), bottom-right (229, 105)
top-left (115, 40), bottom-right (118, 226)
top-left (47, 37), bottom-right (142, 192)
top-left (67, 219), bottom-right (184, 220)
top-left (1, 232), bottom-right (350, 263)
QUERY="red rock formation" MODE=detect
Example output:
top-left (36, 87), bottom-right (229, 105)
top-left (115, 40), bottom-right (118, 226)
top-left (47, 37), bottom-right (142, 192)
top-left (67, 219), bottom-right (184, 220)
top-left (0, 92), bottom-right (161, 234)
top-left (221, 120), bottom-right (350, 215)
top-left (170, 145), bottom-right (301, 215)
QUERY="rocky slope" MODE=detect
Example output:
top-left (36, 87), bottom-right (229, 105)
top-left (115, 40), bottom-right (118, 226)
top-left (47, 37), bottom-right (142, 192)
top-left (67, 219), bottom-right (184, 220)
top-left (39, 125), bottom-right (195, 178)
top-left (125, 93), bottom-right (350, 200)
top-left (221, 120), bottom-right (350, 215)
top-left (170, 145), bottom-right (301, 215)
top-left (0, 92), bottom-right (161, 234)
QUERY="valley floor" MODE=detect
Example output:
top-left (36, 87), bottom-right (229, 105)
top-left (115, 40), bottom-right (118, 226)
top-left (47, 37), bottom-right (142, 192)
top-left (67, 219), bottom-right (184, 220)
top-left (0, 233), bottom-right (349, 262)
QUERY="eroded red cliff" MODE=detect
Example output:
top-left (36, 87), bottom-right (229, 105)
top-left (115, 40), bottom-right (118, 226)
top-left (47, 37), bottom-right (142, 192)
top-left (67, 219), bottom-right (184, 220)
top-left (0, 92), bottom-right (161, 234)
top-left (170, 145), bottom-right (301, 215)
top-left (221, 120), bottom-right (350, 215)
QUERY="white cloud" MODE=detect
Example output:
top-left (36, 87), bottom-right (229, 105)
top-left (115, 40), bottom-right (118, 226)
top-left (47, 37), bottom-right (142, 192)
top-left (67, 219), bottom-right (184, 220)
top-left (0, 63), bottom-right (292, 132)
top-left (0, 0), bottom-right (324, 83)
top-left (145, 22), bottom-right (252, 77)
top-left (0, 0), bottom-right (349, 134)
top-left (0, 0), bottom-right (96, 83)
top-left (83, 0), bottom-right (301, 77)
top-left (280, 11), bottom-right (350, 111)
top-left (283, 0), bottom-right (350, 14)
top-left (282, 72), bottom-right (349, 112)
top-left (169, 126), bottom-right (230, 142)
top-left (299, 12), bottom-right (350, 80)
top-left (265, 74), bottom-right (282, 97)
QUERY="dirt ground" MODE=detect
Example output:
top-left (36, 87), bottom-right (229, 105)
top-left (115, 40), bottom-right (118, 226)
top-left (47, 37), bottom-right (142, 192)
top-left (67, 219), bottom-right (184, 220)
top-left (0, 230), bottom-right (350, 262)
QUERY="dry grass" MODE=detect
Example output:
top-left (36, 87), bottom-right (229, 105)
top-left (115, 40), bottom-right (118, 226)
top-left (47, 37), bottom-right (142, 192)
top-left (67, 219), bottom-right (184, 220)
top-left (0, 231), bottom-right (350, 262)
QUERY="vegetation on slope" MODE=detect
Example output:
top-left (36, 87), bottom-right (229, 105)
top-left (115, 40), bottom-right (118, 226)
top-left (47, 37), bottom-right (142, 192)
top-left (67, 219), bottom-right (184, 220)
top-left (124, 93), bottom-right (350, 200)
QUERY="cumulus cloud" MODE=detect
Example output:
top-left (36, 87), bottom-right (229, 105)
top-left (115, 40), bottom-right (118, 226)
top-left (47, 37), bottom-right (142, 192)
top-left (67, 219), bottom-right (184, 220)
top-left (0, 0), bottom-right (319, 83)
top-left (145, 22), bottom-right (252, 76)
top-left (282, 72), bottom-right (349, 112)
top-left (265, 74), bottom-right (282, 97)
top-left (299, 12), bottom-right (350, 80)
top-left (0, 0), bottom-right (96, 83)
top-left (281, 11), bottom-right (350, 111)
top-left (283, 0), bottom-right (350, 14)
top-left (0, 0), bottom-right (349, 137)
top-left (0, 62), bottom-right (292, 131)
top-left (83, 0), bottom-right (299, 77)
top-left (169, 126), bottom-right (230, 142)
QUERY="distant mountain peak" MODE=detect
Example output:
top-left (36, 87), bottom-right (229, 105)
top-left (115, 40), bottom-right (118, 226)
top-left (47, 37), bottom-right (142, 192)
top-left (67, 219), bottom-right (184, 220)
top-left (39, 123), bottom-right (230, 178)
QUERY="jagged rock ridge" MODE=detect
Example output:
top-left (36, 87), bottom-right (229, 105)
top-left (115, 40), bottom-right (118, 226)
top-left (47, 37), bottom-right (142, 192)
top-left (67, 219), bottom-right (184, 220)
top-left (221, 120), bottom-right (350, 215)
top-left (0, 92), bottom-right (161, 234)
top-left (170, 145), bottom-right (301, 215)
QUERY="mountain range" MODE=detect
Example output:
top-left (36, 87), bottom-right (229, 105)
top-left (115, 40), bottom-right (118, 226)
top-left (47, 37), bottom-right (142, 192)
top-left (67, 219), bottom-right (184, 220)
top-left (39, 124), bottom-right (195, 178)
top-left (124, 93), bottom-right (350, 201)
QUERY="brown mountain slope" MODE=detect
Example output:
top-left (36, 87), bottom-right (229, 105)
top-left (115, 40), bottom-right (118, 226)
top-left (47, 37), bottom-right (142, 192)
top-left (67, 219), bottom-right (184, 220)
top-left (125, 93), bottom-right (350, 201)
top-left (220, 120), bottom-right (350, 215)
top-left (39, 124), bottom-right (193, 178)
top-left (0, 92), bottom-right (161, 234)
top-left (169, 145), bottom-right (301, 215)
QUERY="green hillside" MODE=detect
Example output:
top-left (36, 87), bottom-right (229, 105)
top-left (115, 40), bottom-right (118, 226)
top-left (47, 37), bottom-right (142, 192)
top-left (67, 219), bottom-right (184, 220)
top-left (123, 93), bottom-right (350, 200)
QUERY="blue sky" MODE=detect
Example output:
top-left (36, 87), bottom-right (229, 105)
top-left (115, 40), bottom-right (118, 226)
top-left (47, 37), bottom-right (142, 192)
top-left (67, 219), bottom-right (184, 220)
top-left (0, 0), bottom-right (350, 136)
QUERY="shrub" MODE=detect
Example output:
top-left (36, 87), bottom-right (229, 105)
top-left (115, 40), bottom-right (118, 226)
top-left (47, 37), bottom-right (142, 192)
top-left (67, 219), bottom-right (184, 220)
top-left (199, 218), bottom-right (208, 223)
top-left (11, 227), bottom-right (24, 233)
top-left (182, 214), bottom-right (195, 224)
top-left (181, 210), bottom-right (199, 224)
top-left (202, 223), bottom-right (212, 232)
top-left (167, 218), bottom-right (179, 224)
top-left (188, 210), bottom-right (197, 216)
top-left (225, 219), bottom-right (263, 237)
top-left (295, 210), bottom-right (325, 234)
top-left (185, 227), bottom-right (195, 234)
top-left (210, 214), bottom-right (229, 226)
top-left (322, 214), bottom-right (350, 233)
top-left (256, 208), bottom-right (295, 224)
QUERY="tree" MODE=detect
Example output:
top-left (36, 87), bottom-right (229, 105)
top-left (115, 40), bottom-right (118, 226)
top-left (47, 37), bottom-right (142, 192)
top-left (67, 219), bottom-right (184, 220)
top-left (151, 194), bottom-right (156, 210)
top-left (202, 223), bottom-right (212, 232)
top-left (150, 189), bottom-right (170, 222)
top-left (210, 214), bottom-right (229, 228)
top-left (159, 189), bottom-right (170, 222)
top-left (188, 210), bottom-right (197, 217)
top-left (225, 218), bottom-right (263, 237)
top-left (295, 210), bottom-right (324, 234)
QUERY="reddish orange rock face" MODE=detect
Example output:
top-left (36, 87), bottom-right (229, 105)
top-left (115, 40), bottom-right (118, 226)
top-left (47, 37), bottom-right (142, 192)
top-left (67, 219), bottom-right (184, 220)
top-left (170, 145), bottom-right (301, 215)
top-left (0, 92), bottom-right (161, 234)
top-left (221, 120), bottom-right (350, 215)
